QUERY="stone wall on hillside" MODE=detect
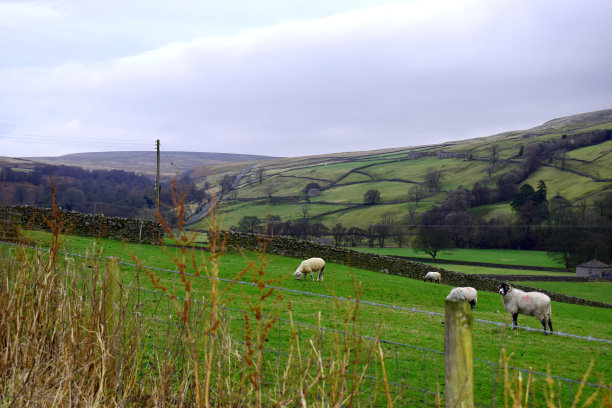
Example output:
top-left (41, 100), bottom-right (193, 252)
top-left (481, 274), bottom-right (610, 282)
top-left (219, 231), bottom-right (611, 309)
top-left (1, 205), bottom-right (163, 244)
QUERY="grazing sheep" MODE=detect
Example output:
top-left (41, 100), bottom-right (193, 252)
top-left (293, 257), bottom-right (326, 282)
top-left (446, 287), bottom-right (478, 310)
top-left (498, 283), bottom-right (553, 335)
top-left (423, 271), bottom-right (441, 283)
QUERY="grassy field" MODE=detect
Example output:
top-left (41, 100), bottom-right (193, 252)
top-left (513, 281), bottom-right (612, 304)
top-left (351, 247), bottom-right (566, 268)
top-left (424, 263), bottom-right (574, 276)
top-left (4, 231), bottom-right (611, 406)
top-left (14, 233), bottom-right (612, 378)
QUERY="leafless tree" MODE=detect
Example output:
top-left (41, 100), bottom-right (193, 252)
top-left (301, 205), bottom-right (310, 219)
top-left (408, 185), bottom-right (426, 207)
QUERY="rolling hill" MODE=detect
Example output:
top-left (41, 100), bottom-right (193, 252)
top-left (23, 151), bottom-right (280, 176)
top-left (187, 109), bottom-right (612, 233)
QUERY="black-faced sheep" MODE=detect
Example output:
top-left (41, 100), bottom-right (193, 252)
top-left (446, 287), bottom-right (478, 310)
top-left (294, 257), bottom-right (326, 281)
top-left (498, 283), bottom-right (553, 335)
top-left (423, 271), bottom-right (441, 283)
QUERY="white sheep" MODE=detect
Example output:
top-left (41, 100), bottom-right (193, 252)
top-left (293, 257), bottom-right (326, 282)
top-left (423, 271), bottom-right (441, 283)
top-left (498, 283), bottom-right (553, 335)
top-left (446, 287), bottom-right (478, 310)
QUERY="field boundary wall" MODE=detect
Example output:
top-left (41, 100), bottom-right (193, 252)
top-left (480, 274), bottom-right (611, 282)
top-left (218, 231), bottom-right (611, 309)
top-left (0, 205), bottom-right (163, 244)
top-left (391, 256), bottom-right (568, 272)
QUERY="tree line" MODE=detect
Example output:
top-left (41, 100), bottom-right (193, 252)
top-left (0, 164), bottom-right (208, 219)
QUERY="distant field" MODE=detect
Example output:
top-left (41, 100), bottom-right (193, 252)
top-left (352, 247), bottom-right (565, 268)
top-left (514, 281), bottom-right (612, 305)
top-left (426, 263), bottom-right (574, 276)
top-left (470, 203), bottom-right (513, 220)
top-left (524, 165), bottom-right (610, 201)
top-left (567, 139), bottom-right (612, 161)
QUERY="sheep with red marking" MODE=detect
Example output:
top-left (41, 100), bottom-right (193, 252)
top-left (498, 282), bottom-right (553, 335)
top-left (446, 287), bottom-right (478, 310)
top-left (293, 257), bottom-right (326, 282)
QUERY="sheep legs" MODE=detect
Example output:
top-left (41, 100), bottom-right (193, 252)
top-left (511, 313), bottom-right (519, 330)
top-left (316, 266), bottom-right (325, 281)
top-left (541, 319), bottom-right (553, 335)
top-left (469, 300), bottom-right (476, 311)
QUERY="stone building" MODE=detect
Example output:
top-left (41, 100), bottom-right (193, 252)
top-left (575, 260), bottom-right (612, 278)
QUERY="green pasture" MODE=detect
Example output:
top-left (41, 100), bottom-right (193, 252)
top-left (317, 180), bottom-right (414, 204)
top-left (567, 139), bottom-right (612, 161)
top-left (428, 263), bottom-right (574, 276)
top-left (279, 159), bottom-right (383, 180)
top-left (235, 176), bottom-right (306, 198)
top-left (5, 232), bottom-right (611, 405)
top-left (312, 201), bottom-right (430, 229)
top-left (523, 166), bottom-right (608, 201)
top-left (570, 159), bottom-right (612, 180)
top-left (214, 200), bottom-right (347, 228)
top-left (334, 171), bottom-right (373, 183)
top-left (470, 203), bottom-right (514, 220)
top-left (360, 157), bottom-right (439, 182)
top-left (352, 247), bottom-right (566, 269)
top-left (513, 281), bottom-right (612, 305)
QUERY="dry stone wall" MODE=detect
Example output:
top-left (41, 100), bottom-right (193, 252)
top-left (219, 231), bottom-right (611, 309)
top-left (1, 205), bottom-right (163, 244)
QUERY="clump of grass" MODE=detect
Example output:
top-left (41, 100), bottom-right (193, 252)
top-left (498, 350), bottom-right (611, 408)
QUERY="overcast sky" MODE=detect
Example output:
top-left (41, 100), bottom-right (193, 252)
top-left (1, 0), bottom-right (611, 158)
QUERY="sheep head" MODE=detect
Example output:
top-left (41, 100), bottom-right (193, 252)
top-left (294, 270), bottom-right (304, 280)
top-left (498, 282), bottom-right (513, 296)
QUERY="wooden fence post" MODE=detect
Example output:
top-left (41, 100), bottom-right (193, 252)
top-left (104, 256), bottom-right (121, 397)
top-left (445, 300), bottom-right (474, 408)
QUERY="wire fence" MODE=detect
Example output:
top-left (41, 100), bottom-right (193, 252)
top-left (127, 285), bottom-right (610, 408)
top-left (2, 240), bottom-right (611, 407)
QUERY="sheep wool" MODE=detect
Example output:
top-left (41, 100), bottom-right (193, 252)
top-left (423, 271), bottom-right (441, 283)
top-left (446, 287), bottom-right (478, 310)
top-left (498, 283), bottom-right (553, 335)
top-left (294, 258), bottom-right (326, 282)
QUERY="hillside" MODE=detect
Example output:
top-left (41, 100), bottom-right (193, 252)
top-left (25, 151), bottom-right (280, 176)
top-left (191, 109), bottom-right (611, 228)
top-left (2, 109), bottom-right (611, 259)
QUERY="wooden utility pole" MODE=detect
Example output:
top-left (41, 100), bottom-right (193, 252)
top-left (156, 139), bottom-right (160, 214)
top-left (445, 300), bottom-right (474, 408)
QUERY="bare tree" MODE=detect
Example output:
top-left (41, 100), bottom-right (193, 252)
top-left (408, 185), bottom-right (426, 207)
top-left (364, 189), bottom-right (381, 205)
top-left (424, 170), bottom-right (442, 193)
top-left (374, 212), bottom-right (395, 247)
top-left (555, 150), bottom-right (568, 170)
top-left (266, 184), bottom-right (276, 199)
top-left (489, 144), bottom-right (500, 171)
top-left (301, 205), bottom-right (310, 219)
top-left (257, 168), bottom-right (265, 184)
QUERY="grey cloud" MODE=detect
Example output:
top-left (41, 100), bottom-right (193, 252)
top-left (1, 0), bottom-right (611, 157)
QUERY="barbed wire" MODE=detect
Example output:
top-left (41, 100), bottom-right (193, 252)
top-left (1, 240), bottom-right (610, 344)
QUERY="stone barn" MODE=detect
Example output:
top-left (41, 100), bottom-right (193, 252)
top-left (575, 260), bottom-right (612, 278)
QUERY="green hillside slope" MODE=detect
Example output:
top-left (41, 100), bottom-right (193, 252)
top-left (190, 110), bottom-right (612, 235)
